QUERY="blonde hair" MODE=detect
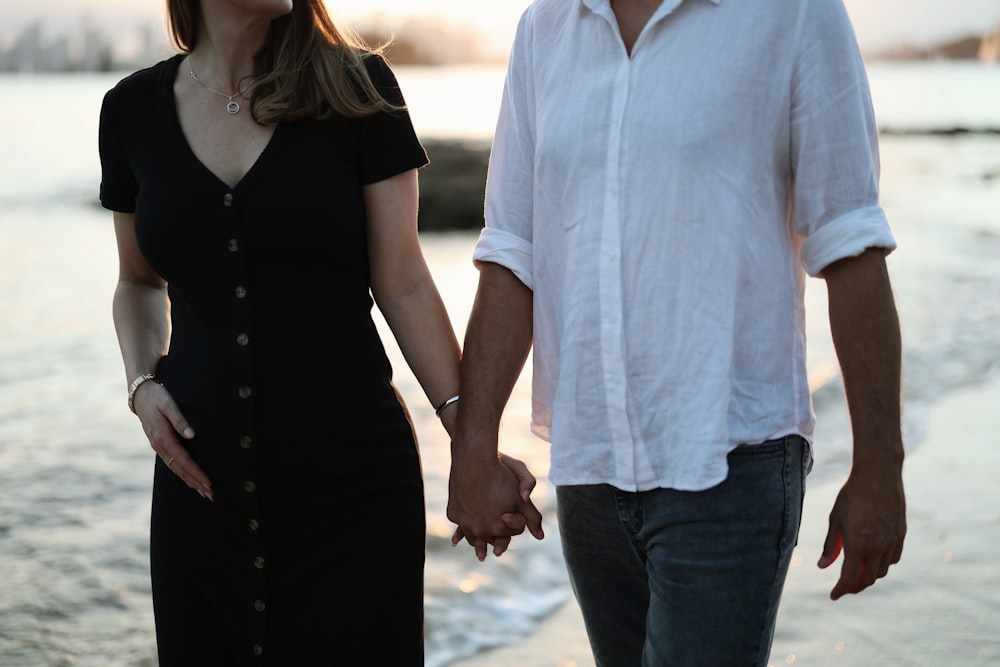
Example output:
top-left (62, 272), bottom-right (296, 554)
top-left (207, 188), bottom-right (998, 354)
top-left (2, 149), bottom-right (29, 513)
top-left (167, 0), bottom-right (401, 124)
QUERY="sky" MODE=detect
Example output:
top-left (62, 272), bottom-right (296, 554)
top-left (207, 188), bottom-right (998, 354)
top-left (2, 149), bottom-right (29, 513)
top-left (328, 0), bottom-right (1000, 52)
top-left (3, 0), bottom-right (1000, 56)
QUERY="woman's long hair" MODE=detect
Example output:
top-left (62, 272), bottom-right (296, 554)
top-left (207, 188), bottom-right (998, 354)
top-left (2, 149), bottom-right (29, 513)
top-left (167, 0), bottom-right (400, 123)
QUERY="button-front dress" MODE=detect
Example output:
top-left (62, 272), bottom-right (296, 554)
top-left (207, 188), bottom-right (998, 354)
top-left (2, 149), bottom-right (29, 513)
top-left (99, 53), bottom-right (430, 665)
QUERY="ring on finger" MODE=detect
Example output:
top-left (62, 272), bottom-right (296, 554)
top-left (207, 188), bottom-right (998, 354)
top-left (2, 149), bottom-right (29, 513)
top-left (166, 456), bottom-right (175, 469)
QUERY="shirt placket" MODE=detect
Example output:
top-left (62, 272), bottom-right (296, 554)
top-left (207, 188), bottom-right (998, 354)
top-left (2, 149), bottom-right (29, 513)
top-left (599, 57), bottom-right (635, 485)
top-left (222, 189), bottom-right (268, 662)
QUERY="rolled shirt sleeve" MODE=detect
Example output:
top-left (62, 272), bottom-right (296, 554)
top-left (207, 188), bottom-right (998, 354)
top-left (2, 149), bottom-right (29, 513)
top-left (790, 0), bottom-right (896, 276)
top-left (472, 226), bottom-right (535, 290)
top-left (474, 9), bottom-right (536, 289)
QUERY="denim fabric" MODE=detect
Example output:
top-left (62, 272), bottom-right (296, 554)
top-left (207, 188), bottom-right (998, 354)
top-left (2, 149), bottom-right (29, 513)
top-left (556, 435), bottom-right (809, 667)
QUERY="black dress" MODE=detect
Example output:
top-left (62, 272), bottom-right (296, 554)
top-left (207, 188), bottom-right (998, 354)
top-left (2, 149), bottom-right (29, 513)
top-left (99, 53), bottom-right (429, 665)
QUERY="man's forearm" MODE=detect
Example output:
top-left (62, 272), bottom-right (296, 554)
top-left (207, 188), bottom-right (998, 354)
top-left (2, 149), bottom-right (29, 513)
top-left (823, 248), bottom-right (904, 464)
top-left (819, 248), bottom-right (906, 597)
top-left (447, 261), bottom-right (537, 552)
top-left (452, 261), bottom-right (534, 460)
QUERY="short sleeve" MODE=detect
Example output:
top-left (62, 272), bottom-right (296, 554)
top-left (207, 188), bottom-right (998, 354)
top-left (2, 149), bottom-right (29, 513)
top-left (789, 0), bottom-right (896, 276)
top-left (98, 85), bottom-right (139, 213)
top-left (357, 55), bottom-right (429, 184)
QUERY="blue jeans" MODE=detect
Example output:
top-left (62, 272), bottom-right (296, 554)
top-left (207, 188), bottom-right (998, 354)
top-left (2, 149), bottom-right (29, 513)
top-left (556, 435), bottom-right (808, 667)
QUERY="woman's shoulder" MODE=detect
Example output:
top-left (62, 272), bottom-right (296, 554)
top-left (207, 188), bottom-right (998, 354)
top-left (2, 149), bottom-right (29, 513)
top-left (103, 54), bottom-right (182, 108)
top-left (359, 50), bottom-right (395, 85)
top-left (356, 50), bottom-right (411, 108)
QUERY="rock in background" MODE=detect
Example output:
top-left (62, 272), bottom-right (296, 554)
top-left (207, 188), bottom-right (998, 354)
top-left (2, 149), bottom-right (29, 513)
top-left (418, 138), bottom-right (491, 232)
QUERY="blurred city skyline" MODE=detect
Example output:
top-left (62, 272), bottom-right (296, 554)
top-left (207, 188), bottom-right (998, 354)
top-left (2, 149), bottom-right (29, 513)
top-left (2, 0), bottom-right (999, 72)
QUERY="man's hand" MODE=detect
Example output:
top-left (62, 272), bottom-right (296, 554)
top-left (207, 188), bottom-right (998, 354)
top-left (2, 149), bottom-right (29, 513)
top-left (821, 248), bottom-right (906, 600)
top-left (448, 452), bottom-right (543, 561)
top-left (819, 459), bottom-right (906, 600)
top-left (447, 261), bottom-right (539, 559)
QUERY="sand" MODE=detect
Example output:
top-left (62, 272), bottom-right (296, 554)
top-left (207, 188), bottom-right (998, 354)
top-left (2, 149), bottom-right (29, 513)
top-left (451, 379), bottom-right (1000, 666)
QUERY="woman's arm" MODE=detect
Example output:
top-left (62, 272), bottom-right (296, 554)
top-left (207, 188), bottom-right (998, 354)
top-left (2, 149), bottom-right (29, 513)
top-left (363, 171), bottom-right (540, 557)
top-left (112, 211), bottom-right (212, 500)
top-left (363, 170), bottom-right (463, 433)
top-left (113, 211), bottom-right (170, 385)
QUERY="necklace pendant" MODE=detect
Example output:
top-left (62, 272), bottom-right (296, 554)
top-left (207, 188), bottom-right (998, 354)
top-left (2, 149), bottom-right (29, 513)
top-left (226, 98), bottom-right (240, 115)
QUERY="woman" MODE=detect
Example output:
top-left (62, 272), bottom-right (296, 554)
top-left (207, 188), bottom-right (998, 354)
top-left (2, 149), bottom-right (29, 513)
top-left (99, 1), bottom-right (537, 663)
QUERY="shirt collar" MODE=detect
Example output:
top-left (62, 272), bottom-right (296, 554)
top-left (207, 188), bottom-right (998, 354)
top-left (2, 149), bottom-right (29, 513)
top-left (579, 0), bottom-right (721, 12)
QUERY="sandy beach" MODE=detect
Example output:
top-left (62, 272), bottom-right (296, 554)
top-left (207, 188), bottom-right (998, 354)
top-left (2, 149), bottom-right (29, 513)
top-left (451, 379), bottom-right (1000, 666)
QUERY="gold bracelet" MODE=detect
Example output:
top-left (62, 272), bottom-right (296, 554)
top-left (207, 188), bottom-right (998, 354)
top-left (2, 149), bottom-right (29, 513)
top-left (127, 373), bottom-right (161, 414)
top-left (434, 394), bottom-right (460, 417)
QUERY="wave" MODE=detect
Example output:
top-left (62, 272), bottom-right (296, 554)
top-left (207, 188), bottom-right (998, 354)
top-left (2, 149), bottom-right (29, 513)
top-left (880, 126), bottom-right (1000, 136)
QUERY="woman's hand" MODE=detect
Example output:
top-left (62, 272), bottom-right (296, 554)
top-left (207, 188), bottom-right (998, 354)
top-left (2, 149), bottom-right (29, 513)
top-left (132, 381), bottom-right (213, 501)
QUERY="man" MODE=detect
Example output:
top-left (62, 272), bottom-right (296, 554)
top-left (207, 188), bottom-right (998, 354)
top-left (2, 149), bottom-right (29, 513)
top-left (448, 0), bottom-right (906, 665)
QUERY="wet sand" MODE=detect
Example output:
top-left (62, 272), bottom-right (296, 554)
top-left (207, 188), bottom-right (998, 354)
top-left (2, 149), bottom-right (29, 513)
top-left (452, 379), bottom-right (1000, 666)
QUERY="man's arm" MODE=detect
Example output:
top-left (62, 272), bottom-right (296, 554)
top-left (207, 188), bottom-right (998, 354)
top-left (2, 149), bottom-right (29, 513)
top-left (819, 247), bottom-right (907, 600)
top-left (448, 261), bottom-right (543, 560)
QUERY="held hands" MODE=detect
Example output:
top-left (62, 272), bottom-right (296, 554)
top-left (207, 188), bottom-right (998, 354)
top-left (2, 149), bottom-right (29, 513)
top-left (448, 452), bottom-right (544, 561)
top-left (130, 380), bottom-right (214, 501)
top-left (818, 460), bottom-right (906, 600)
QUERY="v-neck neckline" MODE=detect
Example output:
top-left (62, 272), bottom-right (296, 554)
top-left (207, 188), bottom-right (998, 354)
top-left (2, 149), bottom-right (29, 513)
top-left (161, 54), bottom-right (286, 193)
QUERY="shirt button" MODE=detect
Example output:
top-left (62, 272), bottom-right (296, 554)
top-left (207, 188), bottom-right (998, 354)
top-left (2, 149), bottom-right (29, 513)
top-left (238, 385), bottom-right (252, 399)
top-left (249, 519), bottom-right (260, 531)
top-left (223, 193), bottom-right (234, 207)
top-left (234, 285), bottom-right (248, 299)
top-left (236, 333), bottom-right (250, 346)
top-left (253, 644), bottom-right (263, 656)
top-left (240, 436), bottom-right (252, 450)
top-left (254, 556), bottom-right (265, 569)
top-left (254, 599), bottom-right (266, 612)
top-left (244, 480), bottom-right (256, 493)
top-left (228, 238), bottom-right (240, 252)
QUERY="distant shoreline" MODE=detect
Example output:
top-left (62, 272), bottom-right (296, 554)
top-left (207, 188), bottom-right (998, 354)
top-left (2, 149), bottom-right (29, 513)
top-left (1, 11), bottom-right (997, 73)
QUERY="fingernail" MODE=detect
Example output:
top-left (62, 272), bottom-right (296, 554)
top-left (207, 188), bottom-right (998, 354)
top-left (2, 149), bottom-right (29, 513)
top-left (182, 427), bottom-right (195, 438)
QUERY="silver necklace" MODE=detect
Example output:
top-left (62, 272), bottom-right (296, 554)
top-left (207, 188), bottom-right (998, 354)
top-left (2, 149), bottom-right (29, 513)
top-left (187, 58), bottom-right (254, 115)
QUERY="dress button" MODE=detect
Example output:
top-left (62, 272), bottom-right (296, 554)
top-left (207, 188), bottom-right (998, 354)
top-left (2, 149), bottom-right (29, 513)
top-left (236, 333), bottom-right (250, 346)
top-left (228, 238), bottom-right (239, 252)
top-left (240, 436), bottom-right (252, 449)
top-left (254, 599), bottom-right (266, 612)
top-left (253, 644), bottom-right (263, 656)
top-left (238, 385), bottom-right (252, 399)
top-left (249, 519), bottom-right (260, 531)
top-left (244, 480), bottom-right (256, 493)
top-left (223, 193), bottom-right (234, 207)
top-left (234, 285), bottom-right (248, 299)
top-left (254, 556), bottom-right (265, 569)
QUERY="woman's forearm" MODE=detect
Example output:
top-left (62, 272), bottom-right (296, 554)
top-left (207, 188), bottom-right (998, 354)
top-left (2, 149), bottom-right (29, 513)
top-left (374, 269), bottom-right (462, 422)
top-left (113, 279), bottom-right (171, 384)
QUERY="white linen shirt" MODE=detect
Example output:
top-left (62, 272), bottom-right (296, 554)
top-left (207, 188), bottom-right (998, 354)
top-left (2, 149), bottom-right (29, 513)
top-left (474, 0), bottom-right (896, 491)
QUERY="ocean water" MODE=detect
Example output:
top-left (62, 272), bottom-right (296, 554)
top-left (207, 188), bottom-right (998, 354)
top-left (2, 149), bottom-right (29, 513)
top-left (0, 61), bottom-right (998, 666)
